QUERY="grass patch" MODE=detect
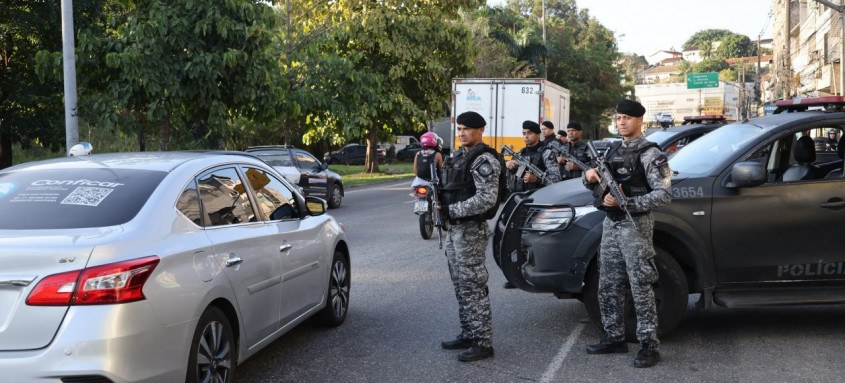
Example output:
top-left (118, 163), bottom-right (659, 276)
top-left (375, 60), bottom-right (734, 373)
top-left (331, 162), bottom-right (415, 187)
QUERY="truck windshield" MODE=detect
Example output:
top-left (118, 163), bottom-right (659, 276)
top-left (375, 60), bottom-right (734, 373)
top-left (669, 123), bottom-right (766, 176)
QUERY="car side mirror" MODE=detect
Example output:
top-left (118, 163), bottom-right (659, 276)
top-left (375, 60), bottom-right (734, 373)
top-left (320, 162), bottom-right (328, 171)
top-left (728, 161), bottom-right (766, 188)
top-left (305, 196), bottom-right (328, 216)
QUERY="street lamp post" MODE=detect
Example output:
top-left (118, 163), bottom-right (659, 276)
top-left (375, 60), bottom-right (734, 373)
top-left (813, 0), bottom-right (845, 96)
top-left (61, 0), bottom-right (79, 154)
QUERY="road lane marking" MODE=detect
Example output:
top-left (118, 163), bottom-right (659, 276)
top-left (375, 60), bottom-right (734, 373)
top-left (346, 181), bottom-right (413, 193)
top-left (540, 323), bottom-right (586, 383)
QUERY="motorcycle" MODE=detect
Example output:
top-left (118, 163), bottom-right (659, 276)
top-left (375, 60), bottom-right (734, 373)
top-left (411, 178), bottom-right (434, 240)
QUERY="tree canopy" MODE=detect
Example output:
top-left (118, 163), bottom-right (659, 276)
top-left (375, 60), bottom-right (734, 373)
top-left (3, 0), bottom-right (629, 169)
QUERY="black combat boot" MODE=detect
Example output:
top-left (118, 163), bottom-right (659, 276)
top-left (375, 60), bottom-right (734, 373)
top-left (457, 343), bottom-right (494, 362)
top-left (632, 343), bottom-right (660, 368)
top-left (503, 281), bottom-right (516, 289)
top-left (441, 338), bottom-right (472, 350)
top-left (586, 336), bottom-right (628, 354)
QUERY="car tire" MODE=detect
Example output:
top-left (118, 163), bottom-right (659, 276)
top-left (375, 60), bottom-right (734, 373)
top-left (327, 183), bottom-right (342, 209)
top-left (582, 247), bottom-right (688, 342)
top-left (315, 250), bottom-right (350, 327)
top-left (186, 306), bottom-right (236, 383)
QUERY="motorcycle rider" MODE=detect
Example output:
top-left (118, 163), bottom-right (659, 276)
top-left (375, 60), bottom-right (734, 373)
top-left (414, 132), bottom-right (444, 182)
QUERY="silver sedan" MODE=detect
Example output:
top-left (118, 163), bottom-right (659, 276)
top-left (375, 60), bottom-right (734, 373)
top-left (0, 151), bottom-right (350, 382)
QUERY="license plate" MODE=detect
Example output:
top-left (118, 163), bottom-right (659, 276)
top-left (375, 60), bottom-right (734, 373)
top-left (414, 200), bottom-right (429, 213)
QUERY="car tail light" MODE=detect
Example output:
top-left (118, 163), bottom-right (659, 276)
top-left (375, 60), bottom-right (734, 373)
top-left (415, 186), bottom-right (428, 196)
top-left (26, 256), bottom-right (160, 306)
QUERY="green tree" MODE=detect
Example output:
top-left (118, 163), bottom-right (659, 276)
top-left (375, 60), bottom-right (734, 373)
top-left (66, 0), bottom-right (281, 151)
top-left (683, 29), bottom-right (733, 51)
top-left (715, 34), bottom-right (756, 59)
top-left (0, 1), bottom-right (107, 168)
top-left (693, 58), bottom-right (729, 73)
top-left (304, 0), bottom-right (481, 173)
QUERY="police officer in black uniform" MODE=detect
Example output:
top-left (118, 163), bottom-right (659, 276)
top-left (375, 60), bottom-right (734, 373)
top-left (563, 121), bottom-right (589, 179)
top-left (505, 121), bottom-right (561, 194)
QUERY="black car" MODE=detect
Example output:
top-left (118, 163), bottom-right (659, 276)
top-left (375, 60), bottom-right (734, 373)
top-left (396, 143), bottom-right (422, 161)
top-left (323, 144), bottom-right (385, 165)
top-left (494, 98), bottom-right (845, 340)
top-left (246, 146), bottom-right (344, 208)
top-left (644, 115), bottom-right (728, 155)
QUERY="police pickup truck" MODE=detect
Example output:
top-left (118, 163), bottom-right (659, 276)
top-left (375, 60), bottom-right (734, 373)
top-left (494, 96), bottom-right (845, 340)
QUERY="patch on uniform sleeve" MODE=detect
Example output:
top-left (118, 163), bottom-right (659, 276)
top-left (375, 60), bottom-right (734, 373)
top-left (652, 154), bottom-right (671, 177)
top-left (476, 161), bottom-right (494, 177)
top-left (652, 154), bottom-right (668, 167)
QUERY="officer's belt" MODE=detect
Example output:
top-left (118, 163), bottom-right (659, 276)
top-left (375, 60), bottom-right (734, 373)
top-left (605, 210), bottom-right (647, 222)
top-left (449, 216), bottom-right (483, 225)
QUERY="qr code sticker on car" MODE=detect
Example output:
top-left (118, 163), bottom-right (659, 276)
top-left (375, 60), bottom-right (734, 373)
top-left (61, 187), bottom-right (114, 207)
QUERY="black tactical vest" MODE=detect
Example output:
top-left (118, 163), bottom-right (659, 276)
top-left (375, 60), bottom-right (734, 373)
top-left (566, 141), bottom-right (588, 179)
top-left (514, 143), bottom-right (547, 192)
top-left (415, 150), bottom-right (437, 181)
top-left (606, 140), bottom-right (659, 198)
top-left (441, 143), bottom-right (502, 221)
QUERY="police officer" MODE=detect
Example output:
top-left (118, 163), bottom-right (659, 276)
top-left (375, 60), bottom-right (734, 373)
top-left (505, 121), bottom-right (561, 194)
top-left (563, 121), bottom-right (589, 179)
top-left (540, 121), bottom-right (558, 146)
top-left (583, 99), bottom-right (671, 368)
top-left (438, 111), bottom-right (501, 362)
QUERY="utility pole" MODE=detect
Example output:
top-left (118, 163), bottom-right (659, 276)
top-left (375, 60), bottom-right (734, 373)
top-left (61, 0), bottom-right (80, 155)
top-left (813, 0), bottom-right (845, 96)
top-left (542, 0), bottom-right (547, 79)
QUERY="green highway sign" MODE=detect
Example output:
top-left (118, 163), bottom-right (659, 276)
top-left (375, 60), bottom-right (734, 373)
top-left (687, 72), bottom-right (719, 89)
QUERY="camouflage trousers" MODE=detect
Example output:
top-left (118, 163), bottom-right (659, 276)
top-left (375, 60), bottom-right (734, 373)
top-left (598, 213), bottom-right (660, 347)
top-left (444, 220), bottom-right (492, 348)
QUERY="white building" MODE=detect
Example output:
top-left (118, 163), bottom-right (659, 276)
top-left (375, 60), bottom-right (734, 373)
top-left (648, 50), bottom-right (682, 64)
top-left (772, 0), bottom-right (843, 99)
top-left (635, 82), bottom-right (755, 123)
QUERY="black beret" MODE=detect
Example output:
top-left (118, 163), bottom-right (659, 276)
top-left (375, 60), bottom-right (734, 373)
top-left (541, 121), bottom-right (555, 130)
top-left (557, 130), bottom-right (567, 137)
top-left (615, 99), bottom-right (646, 117)
top-left (456, 111), bottom-right (486, 128)
top-left (566, 121), bottom-right (582, 130)
top-left (522, 120), bottom-right (541, 134)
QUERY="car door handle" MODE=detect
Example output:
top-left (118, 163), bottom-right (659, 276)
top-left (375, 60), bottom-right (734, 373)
top-left (280, 244), bottom-right (293, 252)
top-left (820, 201), bottom-right (845, 209)
top-left (225, 257), bottom-right (243, 267)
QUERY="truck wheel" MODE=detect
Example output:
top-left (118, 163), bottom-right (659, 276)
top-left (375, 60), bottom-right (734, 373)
top-left (582, 247), bottom-right (688, 342)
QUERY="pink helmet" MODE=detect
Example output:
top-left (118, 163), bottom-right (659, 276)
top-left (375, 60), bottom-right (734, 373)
top-left (420, 132), bottom-right (439, 148)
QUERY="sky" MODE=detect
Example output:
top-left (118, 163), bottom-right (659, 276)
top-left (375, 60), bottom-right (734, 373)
top-left (487, 0), bottom-right (773, 63)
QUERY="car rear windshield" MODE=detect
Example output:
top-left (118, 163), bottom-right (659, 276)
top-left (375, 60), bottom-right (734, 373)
top-left (645, 131), bottom-right (678, 147)
top-left (669, 123), bottom-right (767, 176)
top-left (0, 168), bottom-right (166, 229)
top-left (249, 150), bottom-right (294, 167)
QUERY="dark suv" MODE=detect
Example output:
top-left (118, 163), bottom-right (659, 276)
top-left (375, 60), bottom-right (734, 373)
top-left (494, 97), bottom-right (845, 340)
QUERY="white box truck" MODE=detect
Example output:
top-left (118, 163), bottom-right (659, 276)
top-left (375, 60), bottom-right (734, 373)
top-left (448, 78), bottom-right (570, 152)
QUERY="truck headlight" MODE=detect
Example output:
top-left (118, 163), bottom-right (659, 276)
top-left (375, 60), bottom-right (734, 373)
top-left (528, 205), bottom-right (598, 231)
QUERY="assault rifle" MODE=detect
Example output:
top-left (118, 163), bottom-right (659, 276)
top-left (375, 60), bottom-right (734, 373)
top-left (586, 141), bottom-right (637, 227)
top-left (501, 145), bottom-right (548, 185)
top-left (429, 162), bottom-right (444, 249)
top-left (545, 142), bottom-right (591, 174)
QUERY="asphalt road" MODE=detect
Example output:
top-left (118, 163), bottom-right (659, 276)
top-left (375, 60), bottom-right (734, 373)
top-left (236, 180), bottom-right (845, 383)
